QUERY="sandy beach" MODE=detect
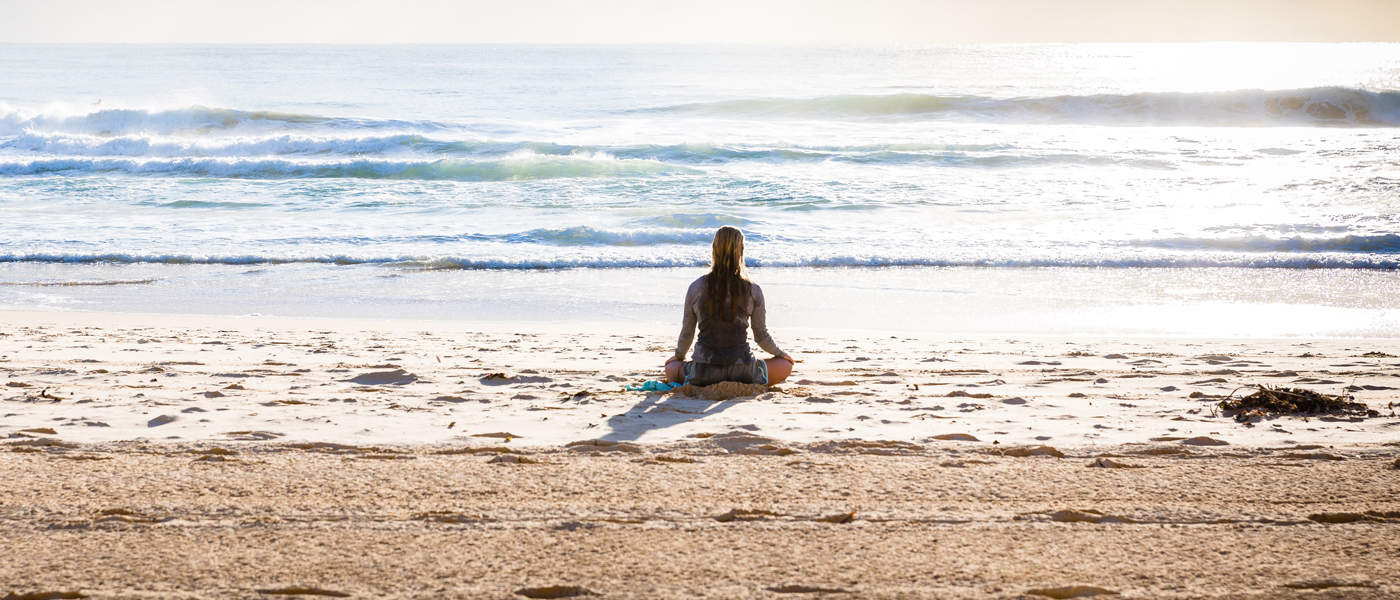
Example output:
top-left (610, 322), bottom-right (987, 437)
top-left (3, 309), bottom-right (1398, 598)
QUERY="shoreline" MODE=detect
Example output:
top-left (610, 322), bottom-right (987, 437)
top-left (6, 263), bottom-right (1400, 339)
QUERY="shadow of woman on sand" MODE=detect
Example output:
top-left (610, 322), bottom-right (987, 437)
top-left (599, 392), bottom-right (743, 443)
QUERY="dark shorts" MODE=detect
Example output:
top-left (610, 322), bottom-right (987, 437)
top-left (683, 359), bottom-right (769, 387)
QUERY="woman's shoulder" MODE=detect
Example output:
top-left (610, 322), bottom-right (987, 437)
top-left (686, 274), bottom-right (707, 296)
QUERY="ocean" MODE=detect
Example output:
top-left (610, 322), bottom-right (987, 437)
top-left (2, 44), bottom-right (1398, 337)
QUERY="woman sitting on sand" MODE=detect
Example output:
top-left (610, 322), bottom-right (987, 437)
top-left (665, 226), bottom-right (795, 386)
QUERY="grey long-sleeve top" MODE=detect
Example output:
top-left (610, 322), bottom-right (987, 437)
top-left (673, 275), bottom-right (786, 363)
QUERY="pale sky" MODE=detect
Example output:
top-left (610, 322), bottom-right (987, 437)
top-left (2, 0), bottom-right (1398, 44)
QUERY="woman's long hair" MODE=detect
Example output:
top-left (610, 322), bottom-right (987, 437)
top-left (703, 226), bottom-right (752, 321)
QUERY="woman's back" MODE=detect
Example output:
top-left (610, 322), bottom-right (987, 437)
top-left (680, 274), bottom-right (781, 365)
top-left (665, 226), bottom-right (794, 386)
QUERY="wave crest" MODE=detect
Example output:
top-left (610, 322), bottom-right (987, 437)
top-left (0, 105), bottom-right (446, 136)
top-left (1134, 234), bottom-right (1400, 254)
top-left (647, 87), bottom-right (1400, 126)
top-left (0, 153), bottom-right (691, 181)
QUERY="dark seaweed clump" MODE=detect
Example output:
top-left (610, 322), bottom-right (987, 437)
top-left (1219, 385), bottom-right (1378, 422)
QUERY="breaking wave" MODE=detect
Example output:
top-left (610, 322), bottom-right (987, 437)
top-left (0, 153), bottom-right (691, 181)
top-left (1134, 234), bottom-right (1400, 254)
top-left (0, 105), bottom-right (447, 136)
top-left (647, 87), bottom-right (1400, 126)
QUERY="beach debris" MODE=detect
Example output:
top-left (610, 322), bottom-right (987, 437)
top-left (1087, 457), bottom-right (1143, 469)
top-left (766, 585), bottom-right (851, 594)
top-left (514, 586), bottom-right (594, 599)
top-left (344, 369), bottom-right (419, 385)
top-left (1219, 385), bottom-right (1377, 422)
top-left (1025, 585), bottom-right (1119, 598)
top-left (253, 587), bottom-right (350, 597)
